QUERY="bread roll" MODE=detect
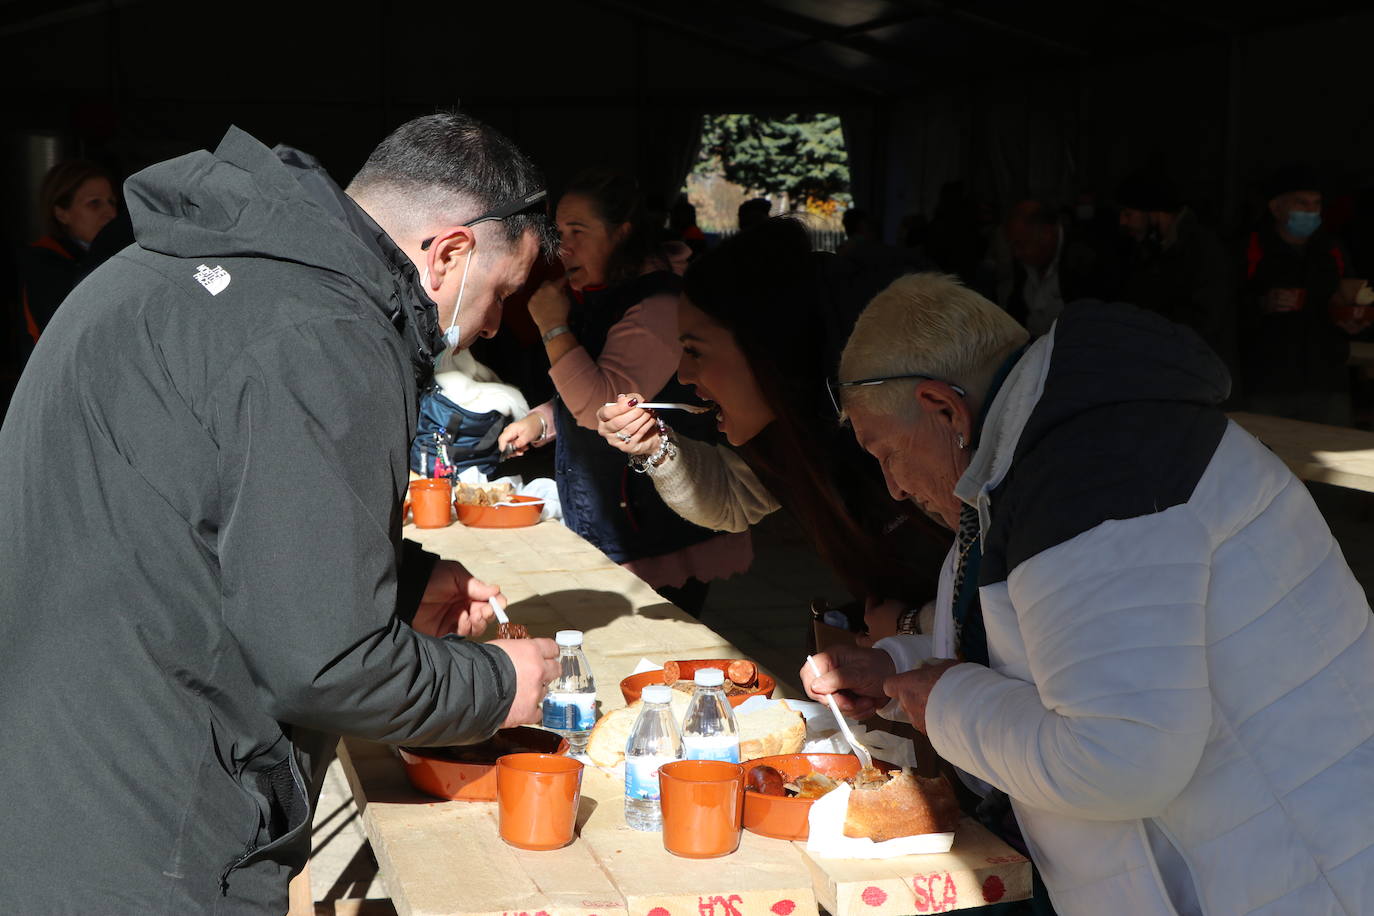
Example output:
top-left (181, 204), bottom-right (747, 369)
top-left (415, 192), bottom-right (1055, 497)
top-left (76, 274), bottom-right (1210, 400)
top-left (585, 696), bottom-right (804, 767)
top-left (737, 700), bottom-right (806, 760)
top-left (842, 771), bottom-right (960, 842)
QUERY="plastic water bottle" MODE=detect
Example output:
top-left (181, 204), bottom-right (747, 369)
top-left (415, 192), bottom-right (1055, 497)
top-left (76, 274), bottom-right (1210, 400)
top-left (624, 684), bottom-right (682, 831)
top-left (681, 667), bottom-right (740, 763)
top-left (542, 630), bottom-right (597, 754)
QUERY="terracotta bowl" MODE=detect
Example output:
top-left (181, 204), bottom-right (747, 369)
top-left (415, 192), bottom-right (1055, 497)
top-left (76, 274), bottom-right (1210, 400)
top-left (455, 494), bottom-right (543, 529)
top-left (399, 727), bottom-right (569, 801)
top-left (741, 753), bottom-right (895, 841)
top-left (619, 659), bottom-right (775, 708)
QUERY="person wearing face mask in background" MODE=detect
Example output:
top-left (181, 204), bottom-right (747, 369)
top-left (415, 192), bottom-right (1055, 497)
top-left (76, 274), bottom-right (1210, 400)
top-left (498, 171), bottom-right (750, 618)
top-left (1241, 164), bottom-right (1369, 425)
top-left (16, 159), bottom-right (118, 346)
top-left (0, 112), bottom-right (564, 914)
top-left (1116, 170), bottom-right (1235, 374)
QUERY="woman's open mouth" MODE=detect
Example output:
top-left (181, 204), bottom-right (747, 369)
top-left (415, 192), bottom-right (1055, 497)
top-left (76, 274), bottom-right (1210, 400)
top-left (691, 389), bottom-right (721, 423)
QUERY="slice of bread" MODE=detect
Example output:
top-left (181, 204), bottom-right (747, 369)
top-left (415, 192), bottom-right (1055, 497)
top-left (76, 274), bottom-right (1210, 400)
top-left (586, 691), bottom-right (690, 767)
top-left (738, 700), bottom-right (807, 760)
top-left (585, 696), bottom-right (804, 768)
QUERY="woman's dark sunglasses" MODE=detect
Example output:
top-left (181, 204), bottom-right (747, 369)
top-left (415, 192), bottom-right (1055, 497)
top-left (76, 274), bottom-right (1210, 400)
top-left (827, 373), bottom-right (967, 418)
top-left (421, 189), bottom-right (548, 251)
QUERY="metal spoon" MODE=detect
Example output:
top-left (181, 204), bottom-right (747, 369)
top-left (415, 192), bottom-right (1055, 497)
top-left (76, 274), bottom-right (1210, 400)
top-left (806, 655), bottom-right (874, 770)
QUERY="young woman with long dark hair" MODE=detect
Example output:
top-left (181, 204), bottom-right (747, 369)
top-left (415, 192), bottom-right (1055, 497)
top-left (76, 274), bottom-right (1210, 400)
top-left (598, 217), bottom-right (951, 638)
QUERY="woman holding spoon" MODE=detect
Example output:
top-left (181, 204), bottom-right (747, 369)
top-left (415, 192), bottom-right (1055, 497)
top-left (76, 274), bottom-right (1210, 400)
top-left (597, 218), bottom-right (951, 642)
top-left (497, 171), bottom-right (748, 616)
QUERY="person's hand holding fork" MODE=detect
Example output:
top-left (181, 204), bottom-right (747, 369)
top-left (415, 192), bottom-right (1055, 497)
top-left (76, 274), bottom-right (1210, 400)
top-left (597, 393), bottom-right (664, 456)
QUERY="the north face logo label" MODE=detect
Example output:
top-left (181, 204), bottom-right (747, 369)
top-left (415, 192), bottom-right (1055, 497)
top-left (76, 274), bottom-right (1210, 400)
top-left (193, 264), bottom-right (231, 295)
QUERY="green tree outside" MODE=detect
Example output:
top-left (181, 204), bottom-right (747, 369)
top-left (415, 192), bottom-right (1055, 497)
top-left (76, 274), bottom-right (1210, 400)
top-left (693, 113), bottom-right (851, 211)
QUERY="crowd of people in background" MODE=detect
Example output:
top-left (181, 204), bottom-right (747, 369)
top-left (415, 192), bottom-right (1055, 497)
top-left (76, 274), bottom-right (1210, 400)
top-left (10, 154), bottom-right (1374, 431)
top-left (888, 167), bottom-right (1373, 428)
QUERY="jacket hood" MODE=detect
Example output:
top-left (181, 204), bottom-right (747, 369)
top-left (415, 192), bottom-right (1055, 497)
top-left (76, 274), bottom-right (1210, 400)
top-left (956, 301), bottom-right (1231, 532)
top-left (123, 126), bottom-right (442, 375)
top-left (1013, 301), bottom-right (1231, 461)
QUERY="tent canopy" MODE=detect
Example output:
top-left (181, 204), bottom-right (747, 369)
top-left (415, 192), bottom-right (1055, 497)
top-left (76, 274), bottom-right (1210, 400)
top-left (3, 0), bottom-right (1371, 239)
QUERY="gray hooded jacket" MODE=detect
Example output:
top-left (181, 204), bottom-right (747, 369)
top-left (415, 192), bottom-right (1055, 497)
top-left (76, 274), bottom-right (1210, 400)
top-left (0, 127), bottom-right (515, 914)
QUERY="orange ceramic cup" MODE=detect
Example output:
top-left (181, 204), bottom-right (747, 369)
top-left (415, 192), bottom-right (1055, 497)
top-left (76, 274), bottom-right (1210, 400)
top-left (409, 478), bottom-right (453, 528)
top-left (658, 760), bottom-right (745, 858)
top-left (496, 753), bottom-right (584, 850)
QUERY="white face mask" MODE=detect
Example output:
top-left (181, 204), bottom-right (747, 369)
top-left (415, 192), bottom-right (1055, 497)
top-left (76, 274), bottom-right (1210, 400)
top-left (424, 247), bottom-right (476, 354)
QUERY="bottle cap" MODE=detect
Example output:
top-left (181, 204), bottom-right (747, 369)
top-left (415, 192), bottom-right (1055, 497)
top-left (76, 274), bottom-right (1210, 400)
top-left (694, 667), bottom-right (726, 687)
top-left (641, 684), bottom-right (672, 704)
top-left (555, 630), bottom-right (583, 648)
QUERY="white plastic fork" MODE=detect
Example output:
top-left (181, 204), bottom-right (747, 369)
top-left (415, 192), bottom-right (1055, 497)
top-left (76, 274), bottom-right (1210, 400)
top-left (488, 593), bottom-right (510, 627)
top-left (602, 401), bottom-right (714, 414)
top-left (806, 655), bottom-right (874, 770)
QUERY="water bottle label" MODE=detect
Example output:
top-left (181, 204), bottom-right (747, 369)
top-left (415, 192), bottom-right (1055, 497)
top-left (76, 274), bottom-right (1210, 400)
top-left (625, 756), bottom-right (674, 800)
top-left (542, 692), bottom-right (597, 732)
top-left (682, 735), bottom-right (740, 764)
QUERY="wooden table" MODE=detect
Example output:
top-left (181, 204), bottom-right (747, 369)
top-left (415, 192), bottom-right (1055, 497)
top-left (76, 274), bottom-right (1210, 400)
top-left (336, 519), bottom-right (1031, 916)
top-left (1231, 411), bottom-right (1374, 492)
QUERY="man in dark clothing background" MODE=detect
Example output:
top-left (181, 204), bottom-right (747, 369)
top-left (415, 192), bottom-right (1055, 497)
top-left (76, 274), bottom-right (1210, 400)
top-left (1240, 164), bottom-right (1366, 424)
top-left (1117, 170), bottom-right (1235, 369)
top-left (1001, 198), bottom-right (1122, 337)
top-left (0, 112), bottom-right (561, 914)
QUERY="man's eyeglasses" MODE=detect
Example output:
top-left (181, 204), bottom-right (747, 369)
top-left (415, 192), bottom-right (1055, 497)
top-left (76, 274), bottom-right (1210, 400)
top-left (421, 188), bottom-right (548, 251)
top-left (826, 373), bottom-right (967, 419)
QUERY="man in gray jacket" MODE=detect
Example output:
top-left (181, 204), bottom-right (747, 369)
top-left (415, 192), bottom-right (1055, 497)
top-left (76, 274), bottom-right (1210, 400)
top-left (0, 112), bottom-right (559, 913)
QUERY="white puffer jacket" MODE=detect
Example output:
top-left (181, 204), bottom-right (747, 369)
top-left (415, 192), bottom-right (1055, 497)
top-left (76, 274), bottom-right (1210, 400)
top-left (879, 304), bottom-right (1374, 915)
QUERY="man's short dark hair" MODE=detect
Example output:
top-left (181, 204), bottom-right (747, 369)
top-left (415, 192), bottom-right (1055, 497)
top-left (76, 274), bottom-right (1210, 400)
top-left (738, 197), bottom-right (772, 231)
top-left (1117, 171), bottom-right (1181, 213)
top-left (349, 110), bottom-right (555, 256)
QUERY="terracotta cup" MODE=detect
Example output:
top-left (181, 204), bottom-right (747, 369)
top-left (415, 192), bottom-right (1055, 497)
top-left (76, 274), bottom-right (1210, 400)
top-left (496, 753), bottom-right (584, 850)
top-left (409, 478), bottom-right (453, 528)
top-left (658, 760), bottom-right (745, 858)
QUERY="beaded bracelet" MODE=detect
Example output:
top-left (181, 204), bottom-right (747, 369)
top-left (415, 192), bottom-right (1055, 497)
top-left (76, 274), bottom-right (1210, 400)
top-left (629, 418), bottom-right (677, 474)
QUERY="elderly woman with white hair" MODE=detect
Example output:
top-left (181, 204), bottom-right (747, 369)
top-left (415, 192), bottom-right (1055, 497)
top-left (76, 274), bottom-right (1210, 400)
top-left (805, 273), bottom-right (1374, 916)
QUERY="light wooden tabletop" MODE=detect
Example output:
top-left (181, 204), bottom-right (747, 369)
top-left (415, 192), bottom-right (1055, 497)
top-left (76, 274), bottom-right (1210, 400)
top-left (336, 519), bottom-right (1030, 916)
top-left (1230, 412), bottom-right (1374, 492)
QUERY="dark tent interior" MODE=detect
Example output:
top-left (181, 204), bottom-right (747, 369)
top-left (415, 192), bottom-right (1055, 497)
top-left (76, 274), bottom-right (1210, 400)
top-left (4, 0), bottom-right (1372, 241)
top-left (4, 0), bottom-right (1374, 414)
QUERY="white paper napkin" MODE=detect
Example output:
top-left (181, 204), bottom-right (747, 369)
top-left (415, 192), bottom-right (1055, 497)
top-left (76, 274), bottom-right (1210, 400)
top-left (632, 658), bottom-right (664, 675)
top-left (805, 783), bottom-right (954, 859)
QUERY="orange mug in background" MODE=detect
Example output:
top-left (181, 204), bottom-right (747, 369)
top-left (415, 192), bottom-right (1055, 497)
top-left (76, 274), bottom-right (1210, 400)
top-left (658, 760), bottom-right (745, 858)
top-left (496, 753), bottom-right (584, 850)
top-left (409, 478), bottom-right (453, 528)
top-left (1264, 287), bottom-right (1306, 313)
